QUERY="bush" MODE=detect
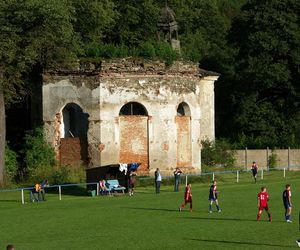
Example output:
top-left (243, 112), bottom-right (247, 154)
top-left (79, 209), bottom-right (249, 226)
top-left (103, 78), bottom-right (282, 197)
top-left (84, 42), bottom-right (180, 65)
top-left (85, 43), bottom-right (129, 58)
top-left (154, 42), bottom-right (180, 65)
top-left (51, 165), bottom-right (86, 184)
top-left (268, 151), bottom-right (277, 169)
top-left (138, 42), bottom-right (156, 58)
top-left (4, 143), bottom-right (18, 179)
top-left (201, 139), bottom-right (236, 169)
top-left (23, 127), bottom-right (56, 176)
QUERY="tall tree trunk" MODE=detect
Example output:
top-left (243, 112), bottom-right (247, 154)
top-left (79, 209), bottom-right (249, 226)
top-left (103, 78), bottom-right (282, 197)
top-left (0, 81), bottom-right (5, 183)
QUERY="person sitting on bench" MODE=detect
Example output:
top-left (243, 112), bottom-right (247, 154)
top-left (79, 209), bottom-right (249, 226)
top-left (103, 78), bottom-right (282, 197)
top-left (99, 179), bottom-right (108, 195)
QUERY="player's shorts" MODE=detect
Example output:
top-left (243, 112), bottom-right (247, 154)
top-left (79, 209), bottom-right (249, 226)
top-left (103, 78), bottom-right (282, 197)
top-left (209, 197), bottom-right (217, 201)
top-left (259, 205), bottom-right (269, 211)
top-left (185, 197), bottom-right (192, 203)
top-left (283, 202), bottom-right (291, 209)
top-left (252, 169), bottom-right (257, 176)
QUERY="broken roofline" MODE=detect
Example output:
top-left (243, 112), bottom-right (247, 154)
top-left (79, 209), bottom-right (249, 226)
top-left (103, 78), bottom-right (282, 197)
top-left (43, 58), bottom-right (220, 78)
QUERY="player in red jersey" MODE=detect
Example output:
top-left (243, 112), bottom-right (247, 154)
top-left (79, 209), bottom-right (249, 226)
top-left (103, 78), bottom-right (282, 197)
top-left (179, 183), bottom-right (192, 212)
top-left (257, 186), bottom-right (272, 221)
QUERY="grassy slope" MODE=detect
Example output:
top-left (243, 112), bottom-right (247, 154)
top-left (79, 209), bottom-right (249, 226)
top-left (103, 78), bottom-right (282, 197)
top-left (1, 171), bottom-right (300, 250)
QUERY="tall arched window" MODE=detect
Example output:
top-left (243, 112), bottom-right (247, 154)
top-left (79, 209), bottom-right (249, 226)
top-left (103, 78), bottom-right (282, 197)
top-left (61, 103), bottom-right (89, 139)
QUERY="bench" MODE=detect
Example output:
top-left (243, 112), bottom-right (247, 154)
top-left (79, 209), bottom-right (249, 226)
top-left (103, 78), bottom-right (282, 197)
top-left (106, 179), bottom-right (126, 194)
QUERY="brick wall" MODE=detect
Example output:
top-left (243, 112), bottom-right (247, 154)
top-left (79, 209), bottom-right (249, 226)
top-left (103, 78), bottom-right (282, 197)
top-left (60, 138), bottom-right (82, 166)
top-left (119, 116), bottom-right (149, 173)
top-left (176, 116), bottom-right (191, 167)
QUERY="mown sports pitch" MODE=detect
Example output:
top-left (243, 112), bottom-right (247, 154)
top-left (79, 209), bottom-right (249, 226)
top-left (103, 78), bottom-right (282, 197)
top-left (1, 171), bottom-right (300, 249)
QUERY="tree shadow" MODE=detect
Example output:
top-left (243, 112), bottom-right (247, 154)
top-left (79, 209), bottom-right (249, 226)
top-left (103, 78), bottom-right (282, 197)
top-left (123, 207), bottom-right (179, 212)
top-left (186, 238), bottom-right (291, 248)
top-left (181, 216), bottom-right (284, 223)
top-left (0, 199), bottom-right (20, 203)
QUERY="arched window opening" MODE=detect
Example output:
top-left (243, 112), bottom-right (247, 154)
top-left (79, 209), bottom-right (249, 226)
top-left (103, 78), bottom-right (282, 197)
top-left (62, 103), bottom-right (89, 139)
top-left (119, 102), bottom-right (148, 116)
top-left (177, 102), bottom-right (191, 116)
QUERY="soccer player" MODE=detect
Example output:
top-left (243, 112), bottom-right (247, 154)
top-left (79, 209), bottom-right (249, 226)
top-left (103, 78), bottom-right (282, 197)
top-left (179, 183), bottom-right (192, 212)
top-left (251, 161), bottom-right (258, 183)
top-left (209, 180), bottom-right (221, 213)
top-left (257, 186), bottom-right (272, 221)
top-left (283, 184), bottom-right (292, 222)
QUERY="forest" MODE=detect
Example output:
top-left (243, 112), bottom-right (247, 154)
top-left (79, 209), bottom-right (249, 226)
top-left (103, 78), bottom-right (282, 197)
top-left (1, 0), bottom-right (300, 182)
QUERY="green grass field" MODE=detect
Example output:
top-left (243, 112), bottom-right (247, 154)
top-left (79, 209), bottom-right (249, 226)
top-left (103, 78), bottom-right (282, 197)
top-left (1, 171), bottom-right (300, 249)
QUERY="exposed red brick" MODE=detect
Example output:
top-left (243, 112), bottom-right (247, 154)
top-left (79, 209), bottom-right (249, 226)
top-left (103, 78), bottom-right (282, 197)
top-left (98, 143), bottom-right (105, 152)
top-left (119, 116), bottom-right (149, 173)
top-left (60, 138), bottom-right (82, 166)
top-left (162, 142), bottom-right (169, 151)
top-left (176, 116), bottom-right (191, 167)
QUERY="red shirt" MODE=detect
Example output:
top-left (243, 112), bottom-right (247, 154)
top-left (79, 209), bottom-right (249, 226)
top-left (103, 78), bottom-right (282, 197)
top-left (184, 186), bottom-right (192, 200)
top-left (258, 191), bottom-right (269, 207)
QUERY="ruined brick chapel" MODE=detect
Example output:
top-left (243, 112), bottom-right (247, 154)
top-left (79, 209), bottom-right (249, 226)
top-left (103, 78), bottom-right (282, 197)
top-left (42, 5), bottom-right (219, 175)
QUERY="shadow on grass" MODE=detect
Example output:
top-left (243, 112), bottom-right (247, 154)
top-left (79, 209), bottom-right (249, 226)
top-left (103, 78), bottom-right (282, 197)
top-left (186, 238), bottom-right (291, 248)
top-left (181, 216), bottom-right (283, 223)
top-left (124, 207), bottom-right (178, 212)
top-left (45, 186), bottom-right (89, 197)
top-left (0, 199), bottom-right (20, 203)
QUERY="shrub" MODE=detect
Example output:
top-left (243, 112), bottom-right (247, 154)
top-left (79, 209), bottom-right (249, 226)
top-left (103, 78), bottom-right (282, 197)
top-left (51, 165), bottom-right (86, 184)
top-left (155, 42), bottom-right (180, 65)
top-left (201, 138), bottom-right (236, 169)
top-left (4, 143), bottom-right (18, 179)
top-left (138, 42), bottom-right (156, 58)
top-left (268, 151), bottom-right (277, 169)
top-left (23, 127), bottom-right (56, 176)
top-left (84, 42), bottom-right (180, 65)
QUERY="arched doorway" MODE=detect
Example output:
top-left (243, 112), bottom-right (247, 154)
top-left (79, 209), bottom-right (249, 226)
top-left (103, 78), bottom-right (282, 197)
top-left (60, 103), bottom-right (89, 166)
top-left (176, 102), bottom-right (192, 167)
top-left (119, 102), bottom-right (149, 172)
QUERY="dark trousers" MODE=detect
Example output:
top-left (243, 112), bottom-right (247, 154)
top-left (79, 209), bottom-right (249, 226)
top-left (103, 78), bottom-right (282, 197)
top-left (155, 181), bottom-right (161, 193)
top-left (174, 177), bottom-right (180, 192)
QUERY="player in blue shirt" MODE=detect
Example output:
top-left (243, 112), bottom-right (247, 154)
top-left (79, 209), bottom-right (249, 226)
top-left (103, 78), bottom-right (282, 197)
top-left (209, 180), bottom-right (221, 213)
top-left (283, 184), bottom-right (292, 222)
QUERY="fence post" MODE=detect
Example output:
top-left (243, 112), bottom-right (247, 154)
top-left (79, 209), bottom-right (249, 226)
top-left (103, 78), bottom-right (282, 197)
top-left (266, 147), bottom-right (269, 171)
top-left (185, 175), bottom-right (188, 186)
top-left (21, 189), bottom-right (24, 205)
top-left (59, 185), bottom-right (62, 201)
top-left (212, 172), bottom-right (215, 181)
top-left (96, 183), bottom-right (99, 196)
top-left (245, 147), bottom-right (248, 170)
top-left (288, 147), bottom-right (290, 171)
top-left (284, 168), bottom-right (286, 178)
top-left (236, 170), bottom-right (239, 183)
top-left (261, 169), bottom-right (264, 180)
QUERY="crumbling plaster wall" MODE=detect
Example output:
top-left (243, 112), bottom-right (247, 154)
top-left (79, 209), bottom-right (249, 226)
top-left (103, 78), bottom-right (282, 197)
top-left (43, 74), bottom-right (101, 166)
top-left (99, 74), bottom-right (204, 175)
top-left (42, 59), bottom-right (218, 174)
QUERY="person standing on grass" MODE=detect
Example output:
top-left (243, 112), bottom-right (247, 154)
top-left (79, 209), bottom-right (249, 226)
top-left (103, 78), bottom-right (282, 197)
top-left (154, 168), bottom-right (162, 194)
top-left (283, 184), bottom-right (292, 222)
top-left (173, 167), bottom-right (182, 192)
top-left (251, 161), bottom-right (258, 183)
top-left (209, 180), bottom-right (221, 213)
top-left (257, 186), bottom-right (272, 221)
top-left (179, 183), bottom-right (192, 212)
top-left (129, 171), bottom-right (137, 196)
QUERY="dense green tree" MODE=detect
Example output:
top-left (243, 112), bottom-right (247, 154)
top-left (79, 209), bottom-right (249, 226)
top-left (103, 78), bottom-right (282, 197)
top-left (228, 0), bottom-right (300, 147)
top-left (109, 0), bottom-right (160, 46)
top-left (0, 0), bottom-right (79, 183)
top-left (71, 0), bottom-right (117, 46)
